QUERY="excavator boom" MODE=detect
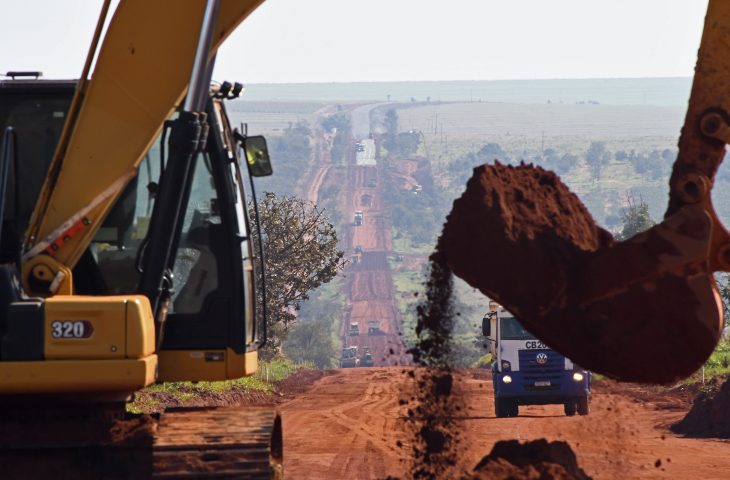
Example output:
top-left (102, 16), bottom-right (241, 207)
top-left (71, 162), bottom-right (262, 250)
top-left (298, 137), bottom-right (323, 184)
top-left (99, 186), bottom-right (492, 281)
top-left (25, 0), bottom-right (263, 284)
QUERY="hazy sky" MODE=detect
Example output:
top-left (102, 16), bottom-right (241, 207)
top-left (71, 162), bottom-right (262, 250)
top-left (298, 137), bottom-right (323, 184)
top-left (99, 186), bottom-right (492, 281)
top-left (1, 0), bottom-right (709, 83)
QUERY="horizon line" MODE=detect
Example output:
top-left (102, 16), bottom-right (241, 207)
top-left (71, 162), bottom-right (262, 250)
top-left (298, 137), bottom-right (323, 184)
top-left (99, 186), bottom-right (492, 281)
top-left (244, 76), bottom-right (692, 86)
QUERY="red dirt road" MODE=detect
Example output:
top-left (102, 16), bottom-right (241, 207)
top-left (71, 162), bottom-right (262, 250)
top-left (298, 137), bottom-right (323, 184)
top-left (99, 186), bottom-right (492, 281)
top-left (280, 367), bottom-right (730, 479)
top-left (342, 156), bottom-right (408, 365)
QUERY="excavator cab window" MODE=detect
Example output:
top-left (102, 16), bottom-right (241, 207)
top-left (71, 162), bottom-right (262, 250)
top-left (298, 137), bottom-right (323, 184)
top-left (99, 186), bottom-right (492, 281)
top-left (83, 97), bottom-right (259, 353)
top-left (0, 81), bottom-right (75, 263)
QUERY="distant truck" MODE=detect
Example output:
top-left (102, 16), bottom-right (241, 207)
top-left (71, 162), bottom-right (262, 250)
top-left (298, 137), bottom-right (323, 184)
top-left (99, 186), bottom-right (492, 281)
top-left (360, 350), bottom-right (374, 367)
top-left (354, 211), bottom-right (363, 226)
top-left (340, 346), bottom-right (359, 368)
top-left (349, 322), bottom-right (360, 336)
top-left (482, 303), bottom-right (591, 418)
top-left (367, 320), bottom-right (382, 335)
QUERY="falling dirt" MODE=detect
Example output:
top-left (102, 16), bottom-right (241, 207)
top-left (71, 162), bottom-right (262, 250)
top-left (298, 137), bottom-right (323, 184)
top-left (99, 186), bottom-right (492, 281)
top-left (439, 161), bottom-right (719, 384)
top-left (671, 376), bottom-right (730, 438)
top-left (469, 439), bottom-right (591, 480)
top-left (405, 249), bottom-right (466, 479)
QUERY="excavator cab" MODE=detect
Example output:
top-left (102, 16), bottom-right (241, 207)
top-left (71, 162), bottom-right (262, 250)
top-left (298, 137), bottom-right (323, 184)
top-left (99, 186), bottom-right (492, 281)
top-left (0, 77), bottom-right (270, 390)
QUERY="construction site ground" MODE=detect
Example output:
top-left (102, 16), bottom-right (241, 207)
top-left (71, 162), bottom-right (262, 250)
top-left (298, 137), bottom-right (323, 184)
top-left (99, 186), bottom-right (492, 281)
top-left (278, 106), bottom-right (730, 479)
top-left (279, 368), bottom-right (730, 479)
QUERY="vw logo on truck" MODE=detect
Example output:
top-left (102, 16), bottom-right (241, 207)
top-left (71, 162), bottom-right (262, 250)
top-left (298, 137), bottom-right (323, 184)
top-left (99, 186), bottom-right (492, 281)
top-left (536, 353), bottom-right (548, 365)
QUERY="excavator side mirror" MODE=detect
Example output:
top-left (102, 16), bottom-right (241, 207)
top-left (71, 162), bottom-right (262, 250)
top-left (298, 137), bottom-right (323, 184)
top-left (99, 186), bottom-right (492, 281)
top-left (241, 135), bottom-right (273, 177)
top-left (482, 315), bottom-right (491, 337)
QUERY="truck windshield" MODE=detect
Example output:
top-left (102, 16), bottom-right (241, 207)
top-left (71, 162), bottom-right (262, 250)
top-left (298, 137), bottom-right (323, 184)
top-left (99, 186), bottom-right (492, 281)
top-left (500, 316), bottom-right (535, 340)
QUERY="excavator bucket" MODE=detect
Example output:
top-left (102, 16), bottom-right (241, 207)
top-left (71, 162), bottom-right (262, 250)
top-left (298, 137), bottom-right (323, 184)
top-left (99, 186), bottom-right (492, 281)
top-left (441, 164), bottom-right (721, 384)
top-left (441, 0), bottom-right (730, 384)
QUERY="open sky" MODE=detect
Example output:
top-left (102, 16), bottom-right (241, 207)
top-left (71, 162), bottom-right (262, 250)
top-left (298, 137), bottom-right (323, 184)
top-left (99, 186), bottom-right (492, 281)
top-left (1, 0), bottom-right (709, 83)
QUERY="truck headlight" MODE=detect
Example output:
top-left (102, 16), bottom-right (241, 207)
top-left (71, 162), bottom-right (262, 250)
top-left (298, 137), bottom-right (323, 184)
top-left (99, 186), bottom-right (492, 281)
top-left (501, 360), bottom-right (511, 371)
top-left (572, 372), bottom-right (585, 382)
top-left (502, 375), bottom-right (512, 384)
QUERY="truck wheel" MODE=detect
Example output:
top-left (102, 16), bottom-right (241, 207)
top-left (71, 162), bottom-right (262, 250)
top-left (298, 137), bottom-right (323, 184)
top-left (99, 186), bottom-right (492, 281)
top-left (509, 400), bottom-right (519, 417)
top-left (564, 401), bottom-right (576, 416)
top-left (577, 396), bottom-right (589, 415)
top-left (495, 398), bottom-right (509, 418)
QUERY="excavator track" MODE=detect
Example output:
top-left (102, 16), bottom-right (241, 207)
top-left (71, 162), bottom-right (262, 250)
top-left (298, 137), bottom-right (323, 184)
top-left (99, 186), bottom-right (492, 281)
top-left (0, 403), bottom-right (282, 479)
top-left (153, 407), bottom-right (282, 479)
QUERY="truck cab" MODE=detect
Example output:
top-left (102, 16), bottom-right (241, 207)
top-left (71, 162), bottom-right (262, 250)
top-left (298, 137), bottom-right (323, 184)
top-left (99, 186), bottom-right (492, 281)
top-left (340, 346), bottom-right (359, 368)
top-left (482, 302), bottom-right (591, 418)
top-left (349, 322), bottom-right (360, 336)
top-left (367, 320), bottom-right (381, 335)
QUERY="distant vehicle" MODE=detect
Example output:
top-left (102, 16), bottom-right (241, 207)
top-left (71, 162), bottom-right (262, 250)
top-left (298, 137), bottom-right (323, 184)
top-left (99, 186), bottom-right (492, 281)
top-left (412, 184), bottom-right (422, 194)
top-left (367, 321), bottom-right (381, 335)
top-left (356, 143), bottom-right (364, 152)
top-left (354, 211), bottom-right (363, 226)
top-left (394, 254), bottom-right (404, 262)
top-left (340, 346), bottom-right (359, 368)
top-left (355, 245), bottom-right (363, 254)
top-left (483, 303), bottom-right (591, 418)
top-left (360, 350), bottom-right (374, 367)
top-left (349, 322), bottom-right (360, 336)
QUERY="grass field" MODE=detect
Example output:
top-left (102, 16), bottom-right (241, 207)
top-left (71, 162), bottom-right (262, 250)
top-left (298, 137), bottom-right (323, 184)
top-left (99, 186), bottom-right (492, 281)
top-left (394, 101), bottom-right (695, 225)
top-left (226, 100), bottom-right (327, 136)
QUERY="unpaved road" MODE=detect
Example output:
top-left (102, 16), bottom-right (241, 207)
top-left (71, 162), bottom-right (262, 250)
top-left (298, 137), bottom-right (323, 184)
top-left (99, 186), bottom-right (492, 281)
top-left (342, 145), bottom-right (408, 366)
top-left (280, 367), bottom-right (730, 479)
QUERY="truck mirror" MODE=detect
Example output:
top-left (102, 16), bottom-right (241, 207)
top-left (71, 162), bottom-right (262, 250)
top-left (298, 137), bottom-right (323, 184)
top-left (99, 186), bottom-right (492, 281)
top-left (482, 316), bottom-right (491, 336)
top-left (242, 135), bottom-right (273, 177)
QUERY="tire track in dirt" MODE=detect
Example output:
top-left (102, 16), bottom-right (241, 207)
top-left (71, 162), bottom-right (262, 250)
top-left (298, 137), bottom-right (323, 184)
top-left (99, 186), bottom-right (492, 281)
top-left (281, 368), bottom-right (730, 479)
top-left (305, 164), bottom-right (331, 204)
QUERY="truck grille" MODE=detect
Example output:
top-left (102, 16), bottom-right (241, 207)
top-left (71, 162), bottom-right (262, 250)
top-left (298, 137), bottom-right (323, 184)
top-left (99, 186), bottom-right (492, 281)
top-left (518, 349), bottom-right (564, 389)
top-left (518, 349), bottom-right (563, 374)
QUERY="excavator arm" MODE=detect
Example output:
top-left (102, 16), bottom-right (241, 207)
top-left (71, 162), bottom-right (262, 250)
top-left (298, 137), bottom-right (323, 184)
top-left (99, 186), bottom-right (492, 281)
top-left (23, 0), bottom-right (264, 296)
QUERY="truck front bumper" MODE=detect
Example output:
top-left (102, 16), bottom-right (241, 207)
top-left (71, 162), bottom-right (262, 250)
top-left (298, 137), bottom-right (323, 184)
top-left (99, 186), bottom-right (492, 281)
top-left (493, 370), bottom-right (590, 405)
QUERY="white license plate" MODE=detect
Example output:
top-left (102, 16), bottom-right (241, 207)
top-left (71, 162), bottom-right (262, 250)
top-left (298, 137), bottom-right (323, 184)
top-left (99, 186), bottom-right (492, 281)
top-left (534, 380), bottom-right (551, 387)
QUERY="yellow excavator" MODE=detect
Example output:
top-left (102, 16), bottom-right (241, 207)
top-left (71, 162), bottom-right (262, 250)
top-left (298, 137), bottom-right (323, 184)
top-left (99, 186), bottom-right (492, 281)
top-left (4, 0), bottom-right (730, 476)
top-left (0, 0), bottom-right (281, 477)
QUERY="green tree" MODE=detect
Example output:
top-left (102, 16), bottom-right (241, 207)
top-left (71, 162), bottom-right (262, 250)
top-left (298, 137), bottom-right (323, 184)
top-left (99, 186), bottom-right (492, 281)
top-left (283, 318), bottom-right (338, 368)
top-left (250, 194), bottom-right (346, 358)
top-left (585, 141), bottom-right (611, 180)
top-left (259, 120), bottom-right (312, 195)
top-left (321, 113), bottom-right (351, 132)
top-left (384, 131), bottom-right (421, 158)
top-left (617, 196), bottom-right (654, 240)
top-left (384, 109), bottom-right (398, 137)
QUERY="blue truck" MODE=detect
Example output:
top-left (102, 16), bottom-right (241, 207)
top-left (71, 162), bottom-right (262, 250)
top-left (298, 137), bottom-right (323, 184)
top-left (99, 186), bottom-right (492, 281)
top-left (482, 303), bottom-right (591, 418)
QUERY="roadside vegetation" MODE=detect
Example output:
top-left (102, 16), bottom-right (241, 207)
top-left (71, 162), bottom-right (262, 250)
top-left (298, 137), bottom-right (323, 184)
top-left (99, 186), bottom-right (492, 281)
top-left (128, 358), bottom-right (315, 414)
top-left (249, 193), bottom-right (346, 358)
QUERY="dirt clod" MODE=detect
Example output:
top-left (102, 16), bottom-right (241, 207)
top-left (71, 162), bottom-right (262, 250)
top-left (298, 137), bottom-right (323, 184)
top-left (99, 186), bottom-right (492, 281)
top-left (468, 439), bottom-right (591, 480)
top-left (671, 376), bottom-right (730, 437)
